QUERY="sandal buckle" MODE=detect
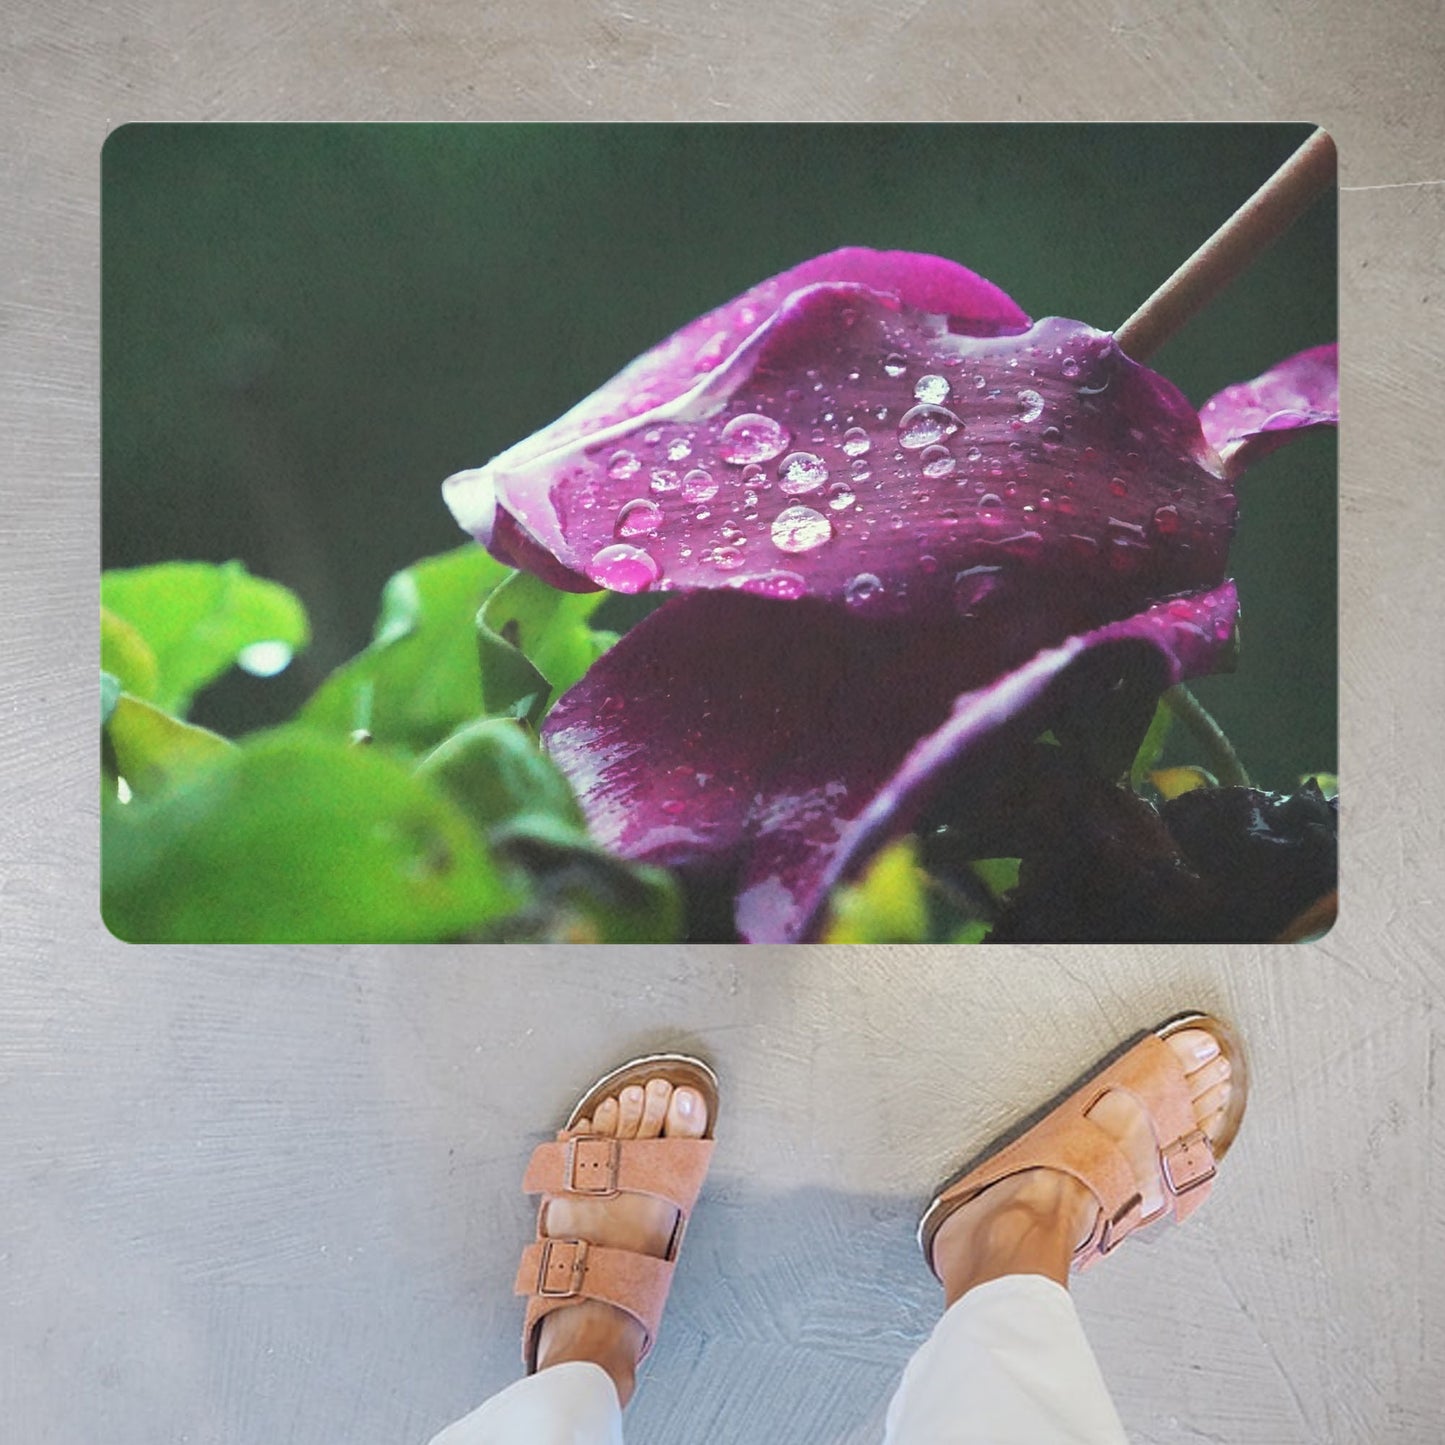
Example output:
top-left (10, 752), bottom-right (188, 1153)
top-left (1098, 1192), bottom-right (1143, 1254)
top-left (566, 1136), bottom-right (621, 1196)
top-left (1161, 1129), bottom-right (1216, 1196)
top-left (537, 1238), bottom-right (589, 1297)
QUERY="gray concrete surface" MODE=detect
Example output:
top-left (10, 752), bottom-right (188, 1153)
top-left (4, 3), bottom-right (1443, 1443)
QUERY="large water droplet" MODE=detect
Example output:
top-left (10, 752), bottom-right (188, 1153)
top-left (920, 445), bottom-right (956, 480)
top-left (778, 451), bottom-right (829, 495)
top-left (719, 412), bottom-right (788, 464)
top-left (680, 468), bottom-right (718, 502)
top-left (608, 450), bottom-right (641, 480)
top-left (770, 505), bottom-right (833, 554)
top-left (883, 353), bottom-right (908, 378)
top-left (650, 468), bottom-right (681, 494)
top-left (1016, 389), bottom-right (1045, 423)
top-left (841, 426), bottom-right (871, 457)
top-left (666, 436), bottom-right (693, 462)
top-left (587, 544), bottom-right (661, 593)
top-left (844, 572), bottom-right (884, 607)
top-left (616, 498), bottom-right (663, 537)
top-left (914, 373), bottom-right (950, 404)
top-left (898, 404), bottom-right (962, 451)
top-left (712, 544), bottom-right (746, 570)
top-left (828, 483), bottom-right (857, 511)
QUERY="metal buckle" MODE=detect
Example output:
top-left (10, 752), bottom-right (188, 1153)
top-left (566, 1136), bottom-right (621, 1196)
top-left (1098, 1192), bottom-right (1143, 1254)
top-left (1161, 1129), bottom-right (1217, 1196)
top-left (537, 1238), bottom-right (589, 1297)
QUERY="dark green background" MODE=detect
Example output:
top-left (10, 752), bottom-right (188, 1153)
top-left (102, 124), bottom-right (1336, 788)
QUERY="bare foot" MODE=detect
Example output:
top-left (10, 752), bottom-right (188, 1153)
top-left (533, 1077), bottom-right (708, 1404)
top-left (931, 1028), bottom-right (1234, 1305)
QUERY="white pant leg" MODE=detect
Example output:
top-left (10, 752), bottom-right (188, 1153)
top-left (883, 1274), bottom-right (1129, 1445)
top-left (427, 1361), bottom-right (625, 1445)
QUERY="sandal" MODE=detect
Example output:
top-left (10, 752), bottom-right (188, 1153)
top-left (514, 1052), bottom-right (720, 1372)
top-left (918, 1011), bottom-right (1247, 1278)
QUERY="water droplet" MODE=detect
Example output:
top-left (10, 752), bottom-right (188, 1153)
top-left (1108, 477), bottom-right (1128, 498)
top-left (850, 459), bottom-right (872, 481)
top-left (1041, 426), bottom-right (1063, 446)
top-left (778, 451), bottom-right (829, 495)
top-left (898, 404), bottom-right (962, 451)
top-left (719, 413), bottom-right (788, 465)
top-left (742, 489), bottom-right (760, 509)
top-left (914, 373), bottom-right (950, 404)
top-left (973, 374), bottom-right (987, 390)
top-left (608, 450), bottom-right (641, 480)
top-left (1061, 356), bottom-right (1080, 379)
top-left (883, 352), bottom-right (908, 378)
top-left (680, 467), bottom-right (717, 502)
top-left (977, 492), bottom-right (1002, 509)
top-left (828, 483), bottom-right (856, 511)
top-left (954, 565), bottom-right (1002, 614)
top-left (841, 426), bottom-right (871, 457)
top-left (587, 544), bottom-right (660, 593)
top-left (1016, 389), bottom-right (1045, 423)
top-left (736, 570), bottom-right (807, 600)
top-left (712, 544), bottom-right (746, 570)
top-left (844, 572), bottom-right (884, 607)
top-left (770, 505), bottom-right (832, 553)
top-left (643, 427), bottom-right (663, 445)
top-left (966, 446), bottom-right (983, 464)
top-left (920, 445), bottom-right (956, 480)
top-left (666, 436), bottom-right (693, 462)
top-left (616, 498), bottom-right (663, 537)
top-left (1151, 504), bottom-right (1181, 536)
top-left (650, 468), bottom-right (681, 494)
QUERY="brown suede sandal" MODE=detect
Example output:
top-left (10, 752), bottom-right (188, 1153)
top-left (514, 1052), bottom-right (720, 1372)
top-left (918, 1012), bottom-right (1248, 1279)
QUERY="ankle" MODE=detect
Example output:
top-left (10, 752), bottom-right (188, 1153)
top-left (536, 1301), bottom-right (643, 1406)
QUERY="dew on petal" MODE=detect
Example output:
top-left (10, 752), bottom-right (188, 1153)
top-left (587, 543), bottom-right (661, 593)
top-left (1151, 504), bottom-right (1181, 536)
top-left (720, 412), bottom-right (789, 464)
top-left (920, 445), bottom-right (956, 480)
top-left (844, 572), bottom-right (884, 607)
top-left (770, 505), bottom-right (833, 554)
top-left (1016, 389), bottom-right (1045, 423)
top-left (883, 352), bottom-right (908, 378)
top-left (735, 570), bottom-right (807, 600)
top-left (898, 404), bottom-right (962, 451)
top-left (666, 436), bottom-right (693, 462)
top-left (841, 426), bottom-right (872, 457)
top-left (828, 483), bottom-right (857, 511)
top-left (615, 498), bottom-right (663, 537)
top-left (650, 468), bottom-right (681, 494)
top-left (712, 544), bottom-right (746, 570)
top-left (914, 373), bottom-right (951, 405)
top-left (778, 451), bottom-right (829, 495)
top-left (953, 565), bottom-right (1002, 614)
top-left (608, 449), bottom-right (641, 480)
top-left (680, 467), bottom-right (718, 502)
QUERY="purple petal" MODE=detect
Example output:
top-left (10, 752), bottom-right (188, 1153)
top-left (1198, 343), bottom-right (1338, 474)
top-left (447, 269), bottom-right (1232, 620)
top-left (541, 581), bottom-right (1239, 943)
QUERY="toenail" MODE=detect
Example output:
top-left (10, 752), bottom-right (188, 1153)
top-left (1189, 1034), bottom-right (1221, 1062)
top-left (623, 1086), bottom-right (643, 1103)
top-left (674, 1089), bottom-right (696, 1118)
top-left (647, 1078), bottom-right (669, 1095)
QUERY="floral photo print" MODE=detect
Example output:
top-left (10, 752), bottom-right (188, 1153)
top-left (101, 125), bottom-right (1338, 943)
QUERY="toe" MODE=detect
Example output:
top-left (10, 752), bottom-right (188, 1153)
top-left (638, 1079), bottom-right (672, 1138)
top-left (665, 1085), bottom-right (708, 1139)
top-left (573, 1116), bottom-right (593, 1134)
top-left (1193, 1079), bottom-right (1232, 1124)
top-left (1187, 1054), bottom-right (1231, 1097)
top-left (593, 1096), bottom-right (620, 1137)
top-left (617, 1085), bottom-right (646, 1138)
top-left (1166, 1028), bottom-right (1220, 1072)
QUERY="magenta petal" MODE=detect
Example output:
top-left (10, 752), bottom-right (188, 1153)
top-left (541, 582), bottom-right (1239, 943)
top-left (1198, 343), bottom-right (1338, 473)
top-left (447, 279), bottom-right (1232, 618)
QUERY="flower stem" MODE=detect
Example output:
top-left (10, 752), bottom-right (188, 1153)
top-left (1115, 128), bottom-right (1337, 363)
top-left (1163, 684), bottom-right (1251, 789)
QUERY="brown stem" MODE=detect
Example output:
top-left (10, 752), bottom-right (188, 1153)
top-left (1115, 128), bottom-right (1337, 363)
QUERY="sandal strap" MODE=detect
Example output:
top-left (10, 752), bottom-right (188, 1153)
top-left (516, 1238), bottom-right (677, 1369)
top-left (523, 1135), bottom-right (715, 1215)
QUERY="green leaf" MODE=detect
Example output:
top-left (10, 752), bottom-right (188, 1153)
top-left (101, 607), bottom-right (160, 702)
top-left (1300, 771), bottom-right (1338, 800)
top-left (822, 837), bottom-right (930, 944)
top-left (101, 561), bottom-right (309, 717)
top-left (476, 571), bottom-right (616, 723)
top-left (300, 545), bottom-right (513, 751)
top-left (417, 718), bottom-right (680, 943)
top-left (105, 691), bottom-right (234, 797)
top-left (1149, 764), bottom-right (1217, 800)
top-left (970, 856), bottom-right (1020, 900)
top-left (102, 728), bottom-right (517, 943)
top-left (416, 716), bottom-right (585, 833)
top-left (1128, 698), bottom-right (1174, 790)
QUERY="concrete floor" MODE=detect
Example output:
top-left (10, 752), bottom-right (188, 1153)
top-left (6, 937), bottom-right (1440, 1444)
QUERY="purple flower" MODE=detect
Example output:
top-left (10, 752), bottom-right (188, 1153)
top-left (444, 249), bottom-right (1337, 942)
